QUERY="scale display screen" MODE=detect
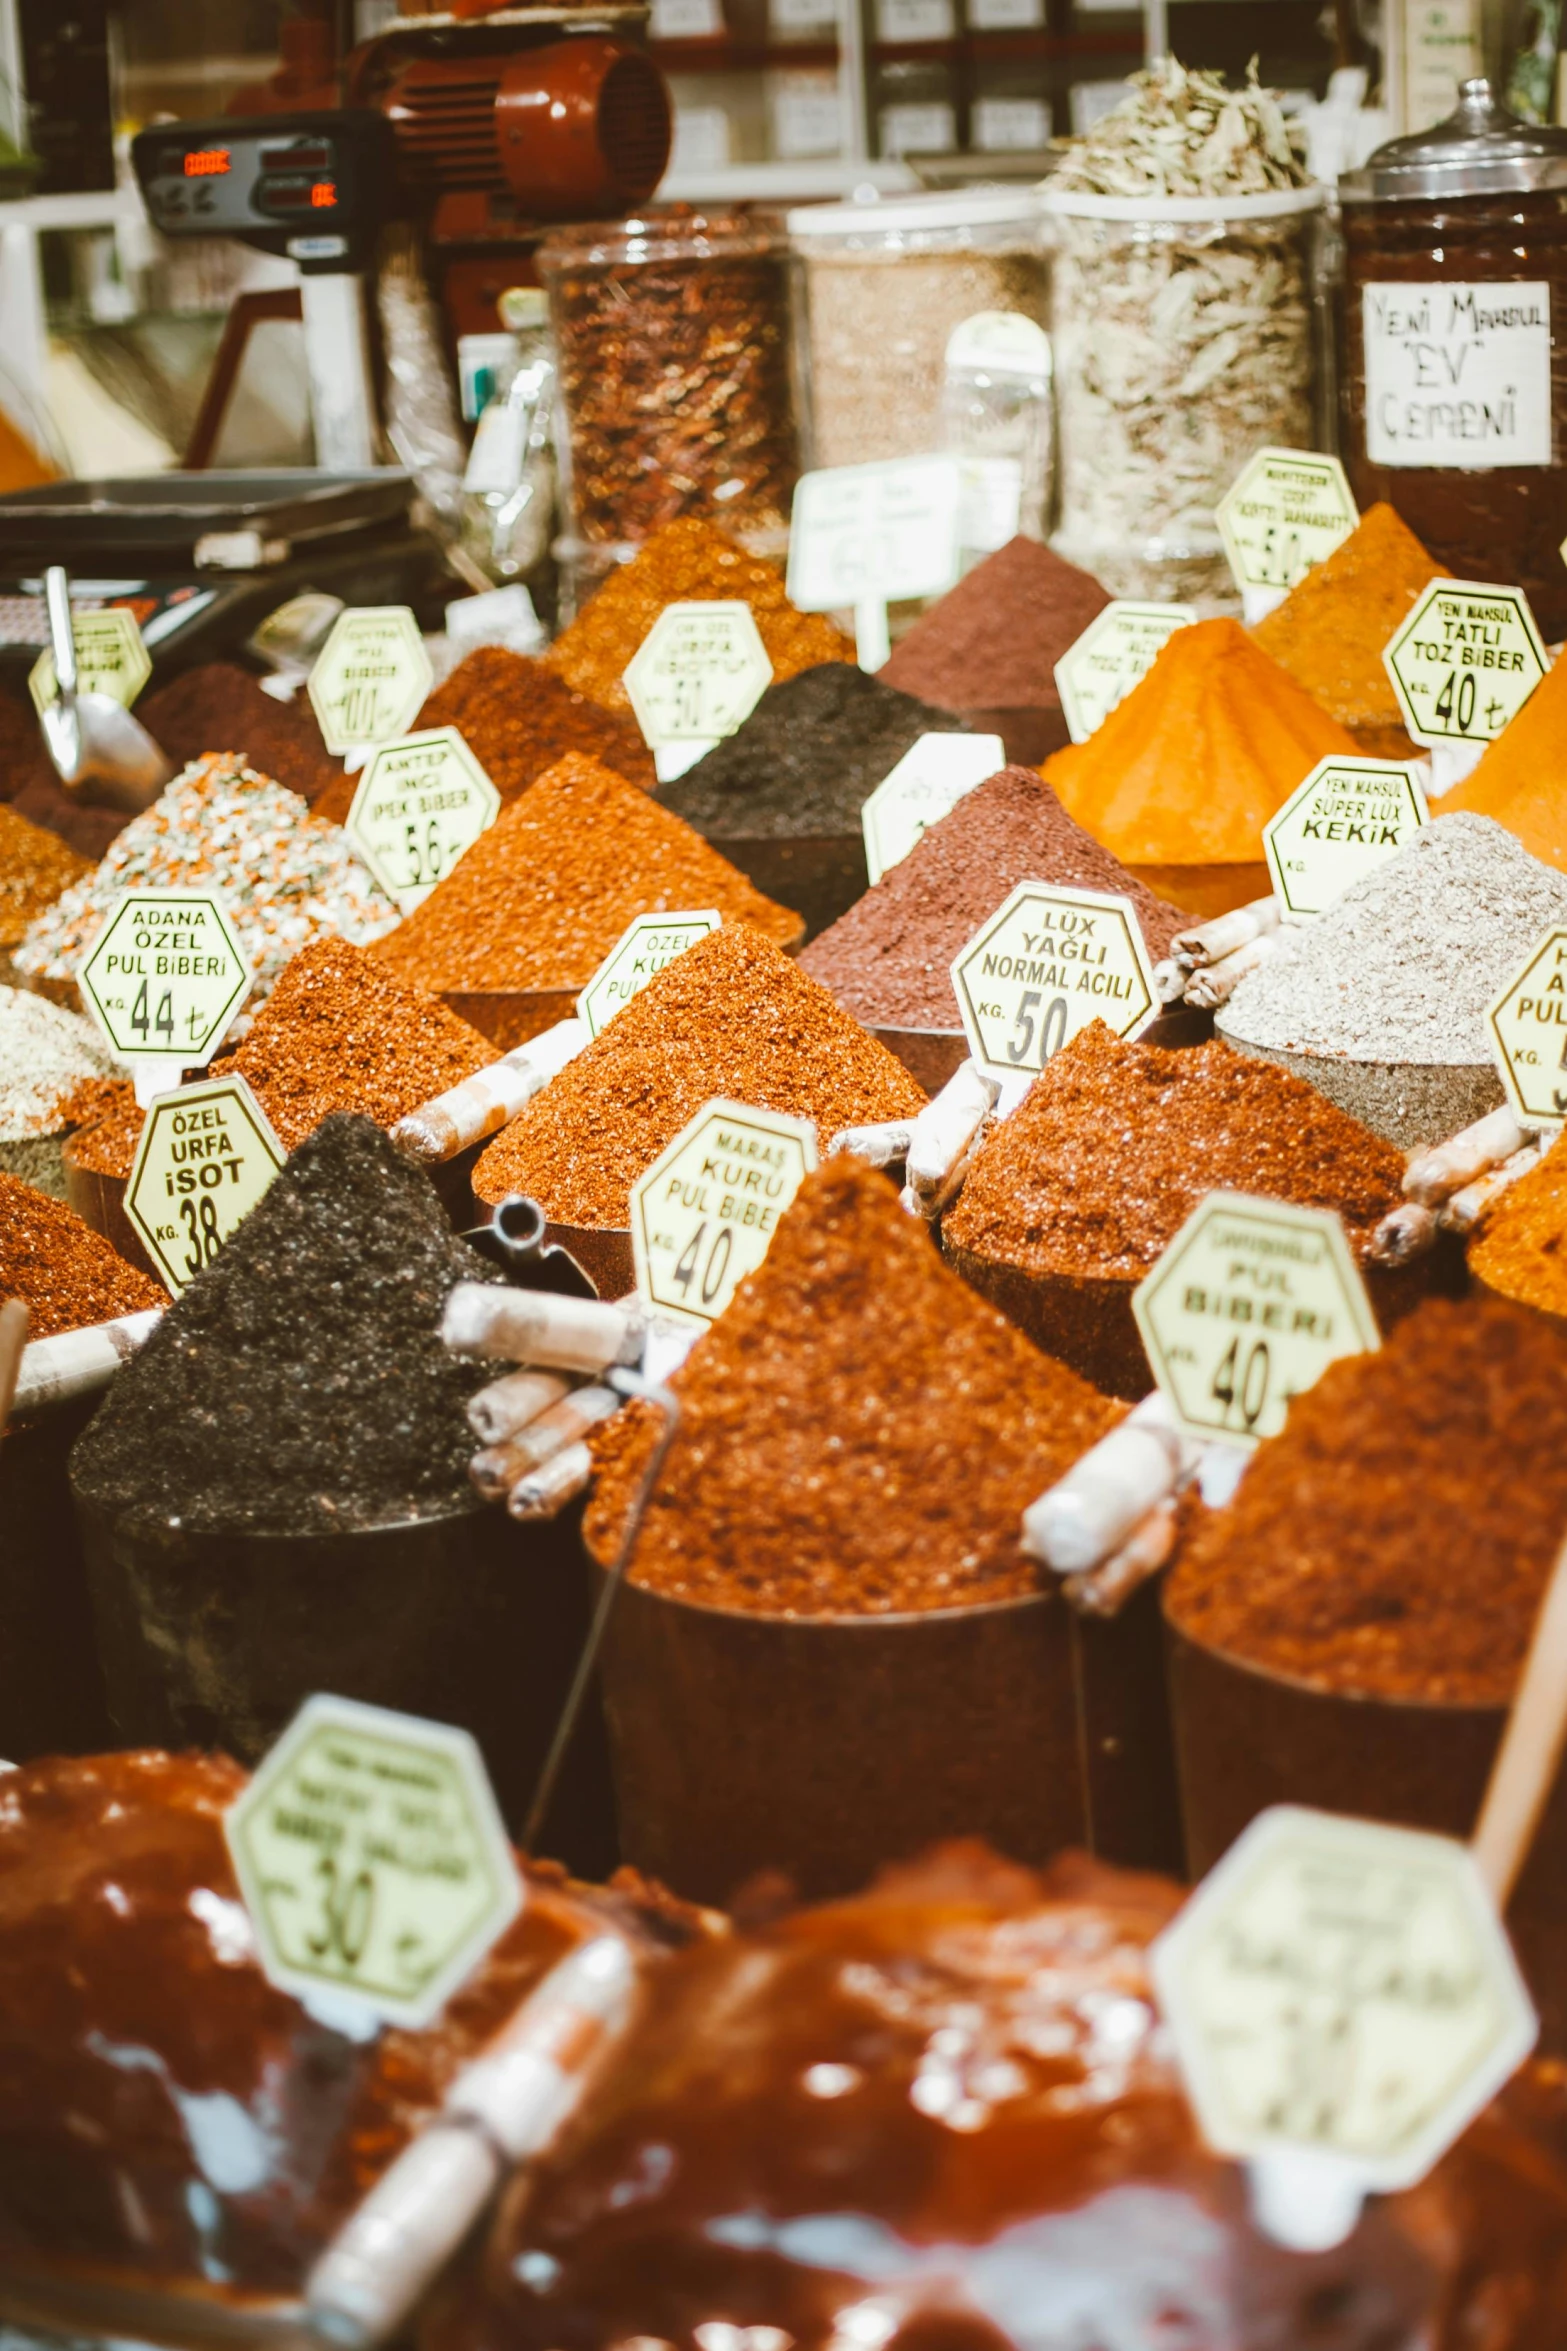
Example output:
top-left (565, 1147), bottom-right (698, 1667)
top-left (131, 111), bottom-right (387, 253)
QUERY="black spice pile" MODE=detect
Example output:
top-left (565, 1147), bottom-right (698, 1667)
top-left (72, 1114), bottom-right (501, 1539)
top-left (657, 663), bottom-right (965, 839)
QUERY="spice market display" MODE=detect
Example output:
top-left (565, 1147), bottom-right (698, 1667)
top-left (15, 24), bottom-right (1567, 2346)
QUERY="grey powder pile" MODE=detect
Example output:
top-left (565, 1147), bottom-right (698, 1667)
top-left (1220, 814), bottom-right (1567, 1067)
top-left (0, 984), bottom-right (122, 1196)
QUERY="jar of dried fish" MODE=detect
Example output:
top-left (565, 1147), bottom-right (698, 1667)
top-left (788, 188), bottom-right (1049, 471)
top-left (1042, 182), bottom-right (1325, 607)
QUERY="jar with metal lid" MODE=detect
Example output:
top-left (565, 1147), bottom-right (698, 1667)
top-left (537, 204), bottom-right (800, 575)
top-left (1340, 79), bottom-right (1567, 637)
top-left (788, 186), bottom-right (1048, 471)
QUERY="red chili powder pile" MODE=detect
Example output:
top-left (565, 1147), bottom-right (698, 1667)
top-left (800, 766), bottom-right (1190, 1032)
top-left (373, 753), bottom-right (803, 996)
top-left (474, 924), bottom-right (927, 1227)
top-left (0, 1171), bottom-right (165, 1335)
top-left (1166, 1295), bottom-right (1567, 1705)
top-left (587, 1154), bottom-right (1121, 1615)
top-left (943, 1021), bottom-right (1407, 1281)
top-left (544, 518), bottom-right (853, 717)
top-left (139, 664), bottom-right (344, 807)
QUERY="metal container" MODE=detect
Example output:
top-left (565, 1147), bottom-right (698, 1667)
top-left (701, 834), bottom-right (867, 944)
top-left (0, 1397), bottom-right (113, 1759)
top-left (1216, 1023), bottom-right (1503, 1153)
top-left (440, 986), bottom-right (580, 1055)
top-left (65, 1132), bottom-right (485, 1251)
top-left (544, 1219), bottom-right (633, 1300)
top-left (870, 1024), bottom-right (968, 1093)
top-left (1166, 1621), bottom-right (1567, 2053)
top-left (73, 1487), bottom-right (614, 1868)
top-left (589, 1535), bottom-right (1183, 1904)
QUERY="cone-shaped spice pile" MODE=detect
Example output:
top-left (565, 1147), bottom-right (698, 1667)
top-left (1444, 652), bottom-right (1567, 873)
top-left (587, 1155), bottom-right (1120, 1615)
top-left (1251, 502), bottom-right (1447, 758)
top-left (0, 1171), bottom-right (164, 1336)
top-left (878, 534), bottom-right (1110, 720)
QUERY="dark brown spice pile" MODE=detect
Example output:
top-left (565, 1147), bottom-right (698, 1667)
top-left (1166, 1296), bottom-right (1567, 1705)
top-left (0, 686), bottom-right (127, 860)
top-left (0, 1170), bottom-right (165, 1336)
top-left (944, 1022), bottom-right (1407, 1280)
top-left (315, 648), bottom-right (654, 828)
top-left (0, 805), bottom-right (91, 947)
top-left (375, 753), bottom-right (801, 996)
top-left (878, 536), bottom-right (1111, 716)
top-left (801, 767), bottom-right (1191, 1031)
top-left (587, 1155), bottom-right (1120, 1615)
top-left (138, 664), bottom-right (344, 807)
top-left (544, 519), bottom-right (852, 718)
top-left (474, 925), bottom-right (927, 1226)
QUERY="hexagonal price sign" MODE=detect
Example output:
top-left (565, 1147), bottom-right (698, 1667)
top-left (1216, 448), bottom-right (1357, 601)
top-left (307, 606), bottom-right (433, 754)
top-left (125, 1074), bottom-right (284, 1294)
top-left (345, 727), bottom-right (501, 911)
top-left (1054, 602), bottom-right (1197, 743)
top-left (1383, 579), bottom-right (1547, 750)
top-left (1153, 1807), bottom-right (1536, 2233)
top-left (28, 605), bottom-right (152, 714)
top-left (861, 731), bottom-right (1003, 885)
top-left (950, 882), bottom-right (1156, 1084)
top-left (577, 909), bottom-right (721, 1038)
top-left (225, 1693), bottom-right (522, 2029)
top-left (1132, 1192), bottom-right (1380, 1450)
top-left (1486, 924), bottom-right (1567, 1129)
top-left (1263, 757), bottom-right (1429, 921)
top-left (623, 601), bottom-right (772, 782)
top-left (78, 889), bottom-right (252, 1070)
top-left (631, 1098), bottom-right (817, 1331)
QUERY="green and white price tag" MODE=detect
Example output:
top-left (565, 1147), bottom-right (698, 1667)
top-left (225, 1693), bottom-right (522, 2030)
top-left (1216, 448), bottom-right (1358, 621)
top-left (29, 605), bottom-right (152, 713)
top-left (307, 606), bottom-right (434, 754)
top-left (787, 455), bottom-right (964, 671)
top-left (78, 888), bottom-right (253, 1105)
top-left (345, 727), bottom-right (501, 910)
top-left (124, 1074), bottom-right (285, 1293)
top-left (950, 881), bottom-right (1157, 1084)
top-left (861, 732), bottom-right (1003, 885)
top-left (631, 1098), bottom-right (817, 1330)
top-left (1487, 924), bottom-right (1567, 1130)
top-left (1262, 757), bottom-right (1428, 920)
top-left (622, 602), bottom-right (773, 782)
top-left (1383, 579), bottom-right (1547, 788)
top-left (1132, 1192), bottom-right (1379, 1450)
top-left (1054, 601), bottom-right (1197, 743)
top-left (577, 910), bottom-right (721, 1037)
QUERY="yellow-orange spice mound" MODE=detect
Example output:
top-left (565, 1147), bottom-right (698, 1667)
top-left (1469, 1136), bottom-right (1567, 1315)
top-left (543, 519), bottom-right (852, 717)
top-left (0, 806), bottom-right (91, 948)
top-left (587, 1155), bottom-right (1120, 1616)
top-left (0, 1170), bottom-right (165, 1334)
top-left (473, 924), bottom-right (927, 1227)
top-left (1443, 651), bottom-right (1567, 875)
top-left (373, 752), bottom-right (802, 995)
top-left (1251, 502), bottom-right (1448, 757)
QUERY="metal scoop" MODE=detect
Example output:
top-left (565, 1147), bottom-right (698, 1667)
top-left (38, 566), bottom-right (173, 811)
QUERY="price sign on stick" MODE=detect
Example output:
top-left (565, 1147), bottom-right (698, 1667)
top-left (1486, 924), bottom-right (1567, 1130)
top-left (861, 732), bottom-right (1003, 885)
top-left (1383, 580), bottom-right (1547, 792)
top-left (345, 728), bottom-right (501, 911)
top-left (1153, 1806), bottom-right (1537, 2252)
top-left (1216, 448), bottom-right (1358, 623)
top-left (307, 606), bottom-right (433, 754)
top-left (631, 1098), bottom-right (817, 1331)
top-left (950, 882), bottom-right (1157, 1086)
top-left (226, 1693), bottom-right (522, 2030)
top-left (1133, 1193), bottom-right (1379, 1450)
top-left (1054, 602), bottom-right (1197, 744)
top-left (622, 602), bottom-right (773, 781)
top-left (1263, 757), bottom-right (1428, 920)
top-left (577, 910), bottom-right (721, 1038)
top-left (29, 606), bottom-right (152, 714)
top-left (125, 1075), bottom-right (284, 1294)
top-left (78, 888), bottom-right (252, 1105)
top-left (787, 456), bottom-right (963, 672)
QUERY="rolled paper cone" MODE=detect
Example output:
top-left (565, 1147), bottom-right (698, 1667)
top-left (1183, 931), bottom-right (1285, 1011)
top-left (1063, 1499), bottom-right (1179, 1619)
top-left (1404, 1104), bottom-right (1533, 1207)
top-left (11, 1307), bottom-right (162, 1421)
top-left (1438, 1143), bottom-right (1549, 1235)
top-left (1022, 1392), bottom-right (1198, 1577)
top-left (1171, 895), bottom-right (1281, 971)
top-left (306, 1935), bottom-right (636, 2351)
top-left (392, 1019), bottom-right (591, 1164)
top-left (908, 1061), bottom-right (999, 1206)
top-left (1153, 957), bottom-right (1186, 1005)
top-left (0, 1299), bottom-right (27, 1439)
top-left (471, 1383), bottom-right (621, 1501)
top-left (827, 1120), bottom-right (915, 1169)
top-left (467, 1366), bottom-right (573, 1447)
top-left (508, 1439), bottom-right (593, 1521)
top-left (442, 1285), bottom-right (642, 1372)
top-left (1367, 1200), bottom-right (1439, 1267)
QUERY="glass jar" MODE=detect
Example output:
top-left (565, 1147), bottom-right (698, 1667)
top-left (788, 187), bottom-right (1048, 469)
top-left (538, 205), bottom-right (800, 563)
top-left (1042, 182), bottom-right (1324, 606)
top-left (1340, 78), bottom-right (1567, 638)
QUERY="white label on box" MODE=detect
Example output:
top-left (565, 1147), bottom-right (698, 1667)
top-left (969, 0), bottom-right (1044, 25)
top-left (771, 72), bottom-right (843, 156)
top-left (972, 95), bottom-right (1050, 149)
top-left (654, 0), bottom-right (724, 31)
top-left (670, 105), bottom-right (732, 169)
top-left (771, 0), bottom-right (836, 29)
top-left (876, 0), bottom-right (954, 32)
top-left (1363, 281), bottom-right (1552, 470)
top-left (788, 455), bottom-right (964, 613)
top-left (880, 102), bottom-right (955, 155)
